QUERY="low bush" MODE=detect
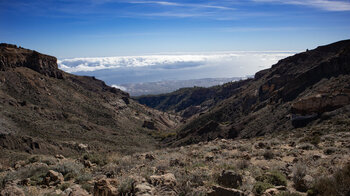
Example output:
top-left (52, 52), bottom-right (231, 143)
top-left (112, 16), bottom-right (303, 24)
top-left (263, 150), bottom-right (274, 160)
top-left (118, 177), bottom-right (135, 194)
top-left (54, 161), bottom-right (84, 181)
top-left (58, 183), bottom-right (70, 191)
top-left (292, 164), bottom-right (307, 192)
top-left (253, 181), bottom-right (274, 195)
top-left (2, 164), bottom-right (50, 186)
top-left (256, 171), bottom-right (287, 186)
top-left (83, 153), bottom-right (107, 166)
top-left (75, 173), bottom-right (92, 184)
top-left (307, 163), bottom-right (350, 196)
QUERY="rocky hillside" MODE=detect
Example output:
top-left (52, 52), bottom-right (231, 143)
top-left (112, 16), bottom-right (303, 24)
top-left (1, 121), bottom-right (349, 195)
top-left (0, 40), bottom-right (349, 196)
top-left (136, 79), bottom-right (251, 119)
top-left (136, 40), bottom-right (350, 146)
top-left (0, 43), bottom-right (181, 160)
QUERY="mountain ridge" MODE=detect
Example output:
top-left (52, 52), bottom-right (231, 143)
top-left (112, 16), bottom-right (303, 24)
top-left (135, 39), bottom-right (350, 146)
top-left (0, 43), bottom-right (181, 157)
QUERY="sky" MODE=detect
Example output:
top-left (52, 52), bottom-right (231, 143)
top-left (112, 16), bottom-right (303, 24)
top-left (1, 0), bottom-right (350, 86)
top-left (1, 0), bottom-right (349, 58)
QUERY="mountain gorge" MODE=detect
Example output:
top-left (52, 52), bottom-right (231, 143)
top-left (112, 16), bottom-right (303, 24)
top-left (0, 41), bottom-right (349, 196)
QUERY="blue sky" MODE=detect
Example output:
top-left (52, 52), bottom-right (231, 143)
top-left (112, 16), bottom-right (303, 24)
top-left (1, 0), bottom-right (350, 58)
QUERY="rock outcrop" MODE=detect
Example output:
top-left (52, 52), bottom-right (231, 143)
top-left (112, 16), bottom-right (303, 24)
top-left (0, 43), bottom-right (63, 78)
top-left (93, 178), bottom-right (119, 196)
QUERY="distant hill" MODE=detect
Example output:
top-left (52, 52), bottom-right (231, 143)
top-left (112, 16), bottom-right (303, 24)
top-left (135, 40), bottom-right (350, 146)
top-left (118, 77), bottom-right (244, 96)
top-left (0, 43), bottom-right (180, 157)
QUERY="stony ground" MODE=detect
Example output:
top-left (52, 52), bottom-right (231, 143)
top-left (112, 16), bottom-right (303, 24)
top-left (1, 126), bottom-right (349, 196)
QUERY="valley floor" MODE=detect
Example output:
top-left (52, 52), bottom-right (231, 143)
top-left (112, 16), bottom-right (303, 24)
top-left (1, 126), bottom-right (349, 196)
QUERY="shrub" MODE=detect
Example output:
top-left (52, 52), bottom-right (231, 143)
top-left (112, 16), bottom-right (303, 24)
top-left (300, 134), bottom-right (321, 146)
top-left (102, 163), bottom-right (122, 178)
top-left (118, 178), bottom-right (135, 194)
top-left (28, 156), bottom-right (41, 163)
top-left (292, 164), bottom-right (307, 192)
top-left (41, 157), bottom-right (57, 166)
top-left (54, 161), bottom-right (83, 181)
top-left (323, 147), bottom-right (337, 155)
top-left (58, 183), bottom-right (70, 191)
top-left (256, 171), bottom-right (287, 186)
top-left (81, 182), bottom-right (93, 193)
top-left (236, 159), bottom-right (250, 170)
top-left (75, 173), bottom-right (92, 184)
top-left (253, 181), bottom-right (274, 195)
top-left (83, 153), bottom-right (107, 166)
top-left (298, 143), bottom-right (314, 150)
top-left (307, 163), bottom-right (350, 196)
top-left (4, 164), bottom-right (50, 185)
top-left (263, 150), bottom-right (274, 160)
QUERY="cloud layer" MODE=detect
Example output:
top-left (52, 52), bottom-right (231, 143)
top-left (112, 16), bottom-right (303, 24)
top-left (58, 52), bottom-right (293, 72)
top-left (58, 52), bottom-right (295, 85)
top-left (58, 52), bottom-right (294, 85)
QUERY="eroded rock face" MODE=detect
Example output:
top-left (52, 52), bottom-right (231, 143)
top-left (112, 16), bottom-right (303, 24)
top-left (149, 173), bottom-right (176, 187)
top-left (0, 43), bottom-right (63, 78)
top-left (292, 93), bottom-right (350, 115)
top-left (149, 173), bottom-right (177, 195)
top-left (44, 170), bottom-right (64, 186)
top-left (93, 178), bottom-right (119, 196)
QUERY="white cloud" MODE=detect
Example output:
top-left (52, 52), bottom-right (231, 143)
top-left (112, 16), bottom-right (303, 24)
top-left (58, 52), bottom-right (294, 73)
top-left (128, 1), bottom-right (234, 10)
top-left (58, 51), bottom-right (296, 85)
top-left (253, 0), bottom-right (350, 11)
top-left (111, 84), bottom-right (127, 91)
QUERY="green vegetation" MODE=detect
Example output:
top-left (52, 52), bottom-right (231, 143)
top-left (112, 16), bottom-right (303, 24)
top-left (257, 171), bottom-right (287, 186)
top-left (118, 178), bottom-right (135, 194)
top-left (253, 181), bottom-right (274, 195)
top-left (83, 153), bottom-right (107, 166)
top-left (307, 163), bottom-right (350, 196)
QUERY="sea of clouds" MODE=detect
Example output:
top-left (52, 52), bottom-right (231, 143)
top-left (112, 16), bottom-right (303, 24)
top-left (58, 51), bottom-right (296, 85)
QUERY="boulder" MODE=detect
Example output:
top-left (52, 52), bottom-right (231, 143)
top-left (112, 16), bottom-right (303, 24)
top-left (0, 183), bottom-right (25, 196)
top-left (145, 154), bottom-right (155, 161)
top-left (68, 185), bottom-right (90, 196)
top-left (217, 170), bottom-right (243, 189)
top-left (93, 178), bottom-right (119, 196)
top-left (149, 173), bottom-right (176, 187)
top-left (208, 185), bottom-right (246, 196)
top-left (263, 188), bottom-right (280, 196)
top-left (55, 154), bottom-right (65, 159)
top-left (44, 170), bottom-right (64, 186)
top-left (134, 183), bottom-right (154, 196)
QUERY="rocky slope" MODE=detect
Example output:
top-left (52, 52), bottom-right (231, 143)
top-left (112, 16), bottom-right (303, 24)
top-left (0, 43), bottom-right (181, 160)
top-left (1, 121), bottom-right (349, 195)
top-left (0, 40), bottom-right (350, 196)
top-left (137, 40), bottom-right (350, 146)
